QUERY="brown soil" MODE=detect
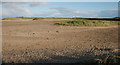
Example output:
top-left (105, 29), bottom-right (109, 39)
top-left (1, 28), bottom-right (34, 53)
top-left (2, 19), bottom-right (118, 63)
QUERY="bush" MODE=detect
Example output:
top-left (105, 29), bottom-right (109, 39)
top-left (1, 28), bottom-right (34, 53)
top-left (33, 18), bottom-right (39, 20)
top-left (55, 20), bottom-right (119, 26)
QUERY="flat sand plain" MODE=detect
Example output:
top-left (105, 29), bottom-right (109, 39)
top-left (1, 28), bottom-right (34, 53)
top-left (2, 19), bottom-right (118, 63)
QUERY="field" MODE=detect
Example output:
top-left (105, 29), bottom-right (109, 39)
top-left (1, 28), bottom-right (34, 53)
top-left (2, 18), bottom-right (120, 64)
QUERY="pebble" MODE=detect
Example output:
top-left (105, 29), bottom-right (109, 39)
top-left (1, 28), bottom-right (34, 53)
top-left (112, 49), bottom-right (119, 52)
top-left (56, 31), bottom-right (59, 33)
top-left (33, 33), bottom-right (35, 34)
top-left (46, 38), bottom-right (49, 40)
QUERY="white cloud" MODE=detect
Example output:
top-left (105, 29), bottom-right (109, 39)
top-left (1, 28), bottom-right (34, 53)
top-left (51, 7), bottom-right (98, 17)
top-left (2, 0), bottom-right (119, 2)
top-left (29, 2), bottom-right (50, 7)
top-left (2, 3), bottom-right (32, 17)
top-left (0, 3), bottom-right (2, 19)
top-left (2, 0), bottom-right (45, 2)
top-left (1, 2), bottom-right (118, 18)
top-left (1, 2), bottom-right (52, 18)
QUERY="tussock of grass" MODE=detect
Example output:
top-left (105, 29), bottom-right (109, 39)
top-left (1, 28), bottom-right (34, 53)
top-left (95, 49), bottom-right (120, 65)
top-left (55, 20), bottom-right (119, 26)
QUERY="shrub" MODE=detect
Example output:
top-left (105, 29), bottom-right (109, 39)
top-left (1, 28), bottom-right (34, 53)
top-left (55, 20), bottom-right (118, 26)
top-left (33, 18), bottom-right (39, 20)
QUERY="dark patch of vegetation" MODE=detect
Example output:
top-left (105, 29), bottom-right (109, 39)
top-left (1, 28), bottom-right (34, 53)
top-left (55, 20), bottom-right (119, 26)
top-left (71, 17), bottom-right (120, 21)
top-left (94, 50), bottom-right (120, 65)
top-left (33, 18), bottom-right (40, 20)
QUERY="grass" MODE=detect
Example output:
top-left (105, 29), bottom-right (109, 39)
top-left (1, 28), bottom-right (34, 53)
top-left (2, 17), bottom-right (119, 27)
top-left (55, 20), bottom-right (119, 26)
top-left (2, 17), bottom-right (120, 20)
top-left (2, 17), bottom-right (35, 20)
top-left (2, 17), bottom-right (43, 20)
top-left (94, 49), bottom-right (120, 65)
top-left (95, 55), bottom-right (120, 65)
top-left (2, 17), bottom-right (72, 20)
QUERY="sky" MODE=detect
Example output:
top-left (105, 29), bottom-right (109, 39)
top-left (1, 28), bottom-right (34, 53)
top-left (1, 0), bottom-right (120, 2)
top-left (0, 2), bottom-right (118, 19)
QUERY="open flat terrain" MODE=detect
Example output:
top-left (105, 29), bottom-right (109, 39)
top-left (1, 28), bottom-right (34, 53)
top-left (2, 19), bottom-right (118, 63)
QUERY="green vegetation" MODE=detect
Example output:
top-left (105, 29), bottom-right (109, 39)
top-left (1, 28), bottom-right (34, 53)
top-left (2, 17), bottom-right (44, 20)
top-left (2, 17), bottom-right (23, 20)
top-left (55, 20), bottom-right (119, 26)
top-left (2, 17), bottom-right (71, 20)
top-left (2, 17), bottom-right (120, 21)
top-left (2, 17), bottom-right (119, 26)
top-left (2, 17), bottom-right (35, 20)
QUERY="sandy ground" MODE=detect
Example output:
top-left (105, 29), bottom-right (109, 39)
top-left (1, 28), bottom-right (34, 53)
top-left (2, 19), bottom-right (118, 63)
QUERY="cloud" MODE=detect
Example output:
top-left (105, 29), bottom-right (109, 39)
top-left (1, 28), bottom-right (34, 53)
top-left (0, 3), bottom-right (2, 19)
top-left (50, 7), bottom-right (98, 17)
top-left (1, 2), bottom-right (51, 18)
top-left (1, 2), bottom-right (117, 19)
top-left (98, 9), bottom-right (118, 17)
top-left (2, 0), bottom-right (45, 2)
top-left (29, 7), bottom-right (98, 17)
top-left (1, 0), bottom-right (119, 2)
top-left (29, 2), bottom-right (50, 7)
top-left (2, 2), bottom-right (32, 17)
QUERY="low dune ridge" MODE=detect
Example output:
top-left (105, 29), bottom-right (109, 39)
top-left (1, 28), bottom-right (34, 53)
top-left (2, 19), bottom-right (119, 63)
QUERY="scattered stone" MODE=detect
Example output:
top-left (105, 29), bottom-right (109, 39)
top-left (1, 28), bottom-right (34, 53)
top-left (33, 33), bottom-right (35, 34)
top-left (12, 61), bottom-right (14, 63)
top-left (112, 49), bottom-right (119, 52)
top-left (13, 54), bottom-right (16, 56)
top-left (25, 52), bottom-right (28, 54)
top-left (61, 50), bottom-right (64, 51)
top-left (64, 41), bottom-right (67, 42)
top-left (56, 31), bottom-right (59, 33)
top-left (46, 38), bottom-right (49, 40)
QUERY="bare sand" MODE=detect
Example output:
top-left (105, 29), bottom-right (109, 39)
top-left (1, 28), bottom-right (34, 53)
top-left (2, 19), bottom-right (118, 63)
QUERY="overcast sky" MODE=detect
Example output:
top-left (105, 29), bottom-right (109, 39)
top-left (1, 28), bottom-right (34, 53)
top-left (0, 2), bottom-right (118, 19)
